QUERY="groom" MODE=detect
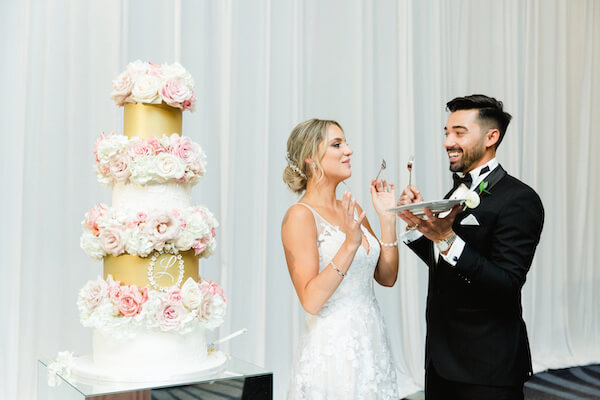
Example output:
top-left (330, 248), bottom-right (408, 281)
top-left (398, 95), bottom-right (544, 400)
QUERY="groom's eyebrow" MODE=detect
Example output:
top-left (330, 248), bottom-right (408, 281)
top-left (444, 125), bottom-right (469, 131)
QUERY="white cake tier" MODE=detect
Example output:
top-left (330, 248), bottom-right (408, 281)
top-left (112, 182), bottom-right (191, 211)
top-left (92, 327), bottom-right (207, 374)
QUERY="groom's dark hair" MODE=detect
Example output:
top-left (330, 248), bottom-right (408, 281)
top-left (446, 94), bottom-right (512, 149)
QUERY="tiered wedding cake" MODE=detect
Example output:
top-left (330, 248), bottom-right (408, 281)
top-left (71, 61), bottom-right (227, 383)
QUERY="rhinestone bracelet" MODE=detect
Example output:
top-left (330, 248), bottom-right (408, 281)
top-left (380, 240), bottom-right (398, 247)
top-left (330, 260), bottom-right (345, 278)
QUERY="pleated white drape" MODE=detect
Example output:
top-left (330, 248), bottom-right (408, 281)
top-left (1, 1), bottom-right (599, 399)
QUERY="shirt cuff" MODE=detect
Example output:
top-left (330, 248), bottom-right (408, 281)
top-left (440, 236), bottom-right (466, 266)
top-left (402, 229), bottom-right (423, 244)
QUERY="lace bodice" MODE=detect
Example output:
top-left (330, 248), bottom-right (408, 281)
top-left (307, 203), bottom-right (381, 316)
top-left (287, 203), bottom-right (398, 400)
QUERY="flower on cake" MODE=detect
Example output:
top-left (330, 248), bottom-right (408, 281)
top-left (116, 285), bottom-right (148, 317)
top-left (81, 205), bottom-right (218, 259)
top-left (78, 275), bottom-right (225, 336)
top-left (98, 223), bottom-right (127, 257)
top-left (110, 61), bottom-right (195, 110)
top-left (95, 134), bottom-right (206, 186)
top-left (131, 74), bottom-right (162, 104)
top-left (77, 277), bottom-right (108, 316)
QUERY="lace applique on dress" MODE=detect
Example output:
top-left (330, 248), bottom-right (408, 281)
top-left (287, 203), bottom-right (399, 400)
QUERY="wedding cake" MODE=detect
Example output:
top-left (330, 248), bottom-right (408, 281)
top-left (70, 61), bottom-right (227, 383)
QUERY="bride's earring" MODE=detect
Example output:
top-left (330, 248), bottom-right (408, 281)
top-left (311, 162), bottom-right (316, 169)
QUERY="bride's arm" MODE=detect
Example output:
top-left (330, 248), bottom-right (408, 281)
top-left (362, 179), bottom-right (399, 287)
top-left (281, 194), bottom-right (363, 315)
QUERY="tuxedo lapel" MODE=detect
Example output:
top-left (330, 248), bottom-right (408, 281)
top-left (476, 165), bottom-right (507, 197)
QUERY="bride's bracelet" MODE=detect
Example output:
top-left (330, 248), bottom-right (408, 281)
top-left (330, 260), bottom-right (345, 278)
top-left (380, 240), bottom-right (398, 247)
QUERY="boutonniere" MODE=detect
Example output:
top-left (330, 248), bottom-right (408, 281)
top-left (463, 180), bottom-right (491, 211)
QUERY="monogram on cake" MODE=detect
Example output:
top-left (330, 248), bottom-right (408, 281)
top-left (70, 61), bottom-right (228, 384)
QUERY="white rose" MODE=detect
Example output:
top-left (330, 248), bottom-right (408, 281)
top-left (174, 229), bottom-right (195, 251)
top-left (80, 231), bottom-right (105, 261)
top-left (77, 277), bottom-right (108, 316)
top-left (465, 191), bottom-right (481, 209)
top-left (96, 135), bottom-right (129, 165)
top-left (131, 75), bottom-right (161, 104)
top-left (125, 230), bottom-right (155, 257)
top-left (111, 70), bottom-right (134, 105)
top-left (160, 62), bottom-right (194, 88)
top-left (154, 152), bottom-right (186, 180)
top-left (181, 278), bottom-right (203, 310)
top-left (129, 156), bottom-right (156, 185)
top-left (204, 295), bottom-right (226, 329)
top-left (126, 60), bottom-right (151, 79)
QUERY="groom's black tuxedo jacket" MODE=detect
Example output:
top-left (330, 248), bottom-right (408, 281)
top-left (407, 165), bottom-right (544, 386)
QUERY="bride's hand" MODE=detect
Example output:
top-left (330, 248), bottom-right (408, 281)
top-left (370, 179), bottom-right (396, 221)
top-left (340, 191), bottom-right (366, 250)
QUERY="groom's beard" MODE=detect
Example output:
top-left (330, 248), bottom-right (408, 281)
top-left (448, 141), bottom-right (486, 173)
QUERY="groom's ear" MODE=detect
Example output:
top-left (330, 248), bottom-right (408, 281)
top-left (485, 128), bottom-right (500, 149)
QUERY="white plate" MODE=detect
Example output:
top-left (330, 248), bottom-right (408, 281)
top-left (387, 199), bottom-right (464, 216)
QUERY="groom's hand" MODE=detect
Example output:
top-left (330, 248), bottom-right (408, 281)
top-left (400, 206), bottom-right (460, 242)
top-left (397, 185), bottom-right (423, 206)
top-left (397, 185), bottom-right (423, 227)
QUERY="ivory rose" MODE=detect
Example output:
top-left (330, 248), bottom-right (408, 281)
top-left (77, 277), bottom-right (108, 314)
top-left (131, 75), bottom-right (161, 104)
top-left (99, 223), bottom-right (126, 257)
top-left (111, 71), bottom-right (134, 105)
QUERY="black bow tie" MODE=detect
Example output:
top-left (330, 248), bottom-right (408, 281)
top-left (452, 166), bottom-right (490, 190)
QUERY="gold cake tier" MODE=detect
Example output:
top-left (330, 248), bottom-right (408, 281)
top-left (104, 250), bottom-right (199, 288)
top-left (124, 103), bottom-right (182, 139)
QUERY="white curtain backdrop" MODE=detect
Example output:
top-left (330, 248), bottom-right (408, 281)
top-left (2, 1), bottom-right (599, 399)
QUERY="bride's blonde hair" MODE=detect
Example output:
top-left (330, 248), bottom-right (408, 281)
top-left (283, 118), bottom-right (343, 194)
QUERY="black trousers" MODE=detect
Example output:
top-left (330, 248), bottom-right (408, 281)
top-left (425, 363), bottom-right (524, 400)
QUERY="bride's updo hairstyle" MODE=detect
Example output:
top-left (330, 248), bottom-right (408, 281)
top-left (283, 118), bottom-right (343, 194)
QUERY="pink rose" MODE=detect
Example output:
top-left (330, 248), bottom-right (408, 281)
top-left (199, 280), bottom-right (226, 300)
top-left (145, 212), bottom-right (181, 245)
top-left (146, 137), bottom-right (167, 154)
top-left (211, 228), bottom-right (216, 238)
top-left (128, 140), bottom-right (153, 158)
top-left (160, 78), bottom-right (192, 109)
top-left (166, 290), bottom-right (183, 304)
top-left (148, 62), bottom-right (162, 77)
top-left (107, 276), bottom-right (122, 303)
top-left (136, 212), bottom-right (147, 224)
top-left (99, 223), bottom-right (126, 257)
top-left (116, 285), bottom-right (147, 317)
top-left (171, 209), bottom-right (186, 229)
top-left (111, 71), bottom-right (134, 105)
top-left (182, 94), bottom-right (196, 112)
top-left (84, 204), bottom-right (106, 236)
top-left (157, 302), bottom-right (185, 331)
top-left (108, 153), bottom-right (132, 183)
top-left (192, 238), bottom-right (208, 256)
top-left (170, 135), bottom-right (201, 165)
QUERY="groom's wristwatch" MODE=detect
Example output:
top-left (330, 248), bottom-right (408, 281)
top-left (436, 233), bottom-right (457, 253)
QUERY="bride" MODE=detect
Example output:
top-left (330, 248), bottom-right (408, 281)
top-left (282, 119), bottom-right (399, 399)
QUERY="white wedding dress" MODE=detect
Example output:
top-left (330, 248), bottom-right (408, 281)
top-left (287, 203), bottom-right (399, 400)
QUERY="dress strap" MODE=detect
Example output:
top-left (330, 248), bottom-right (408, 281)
top-left (296, 202), bottom-right (328, 235)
